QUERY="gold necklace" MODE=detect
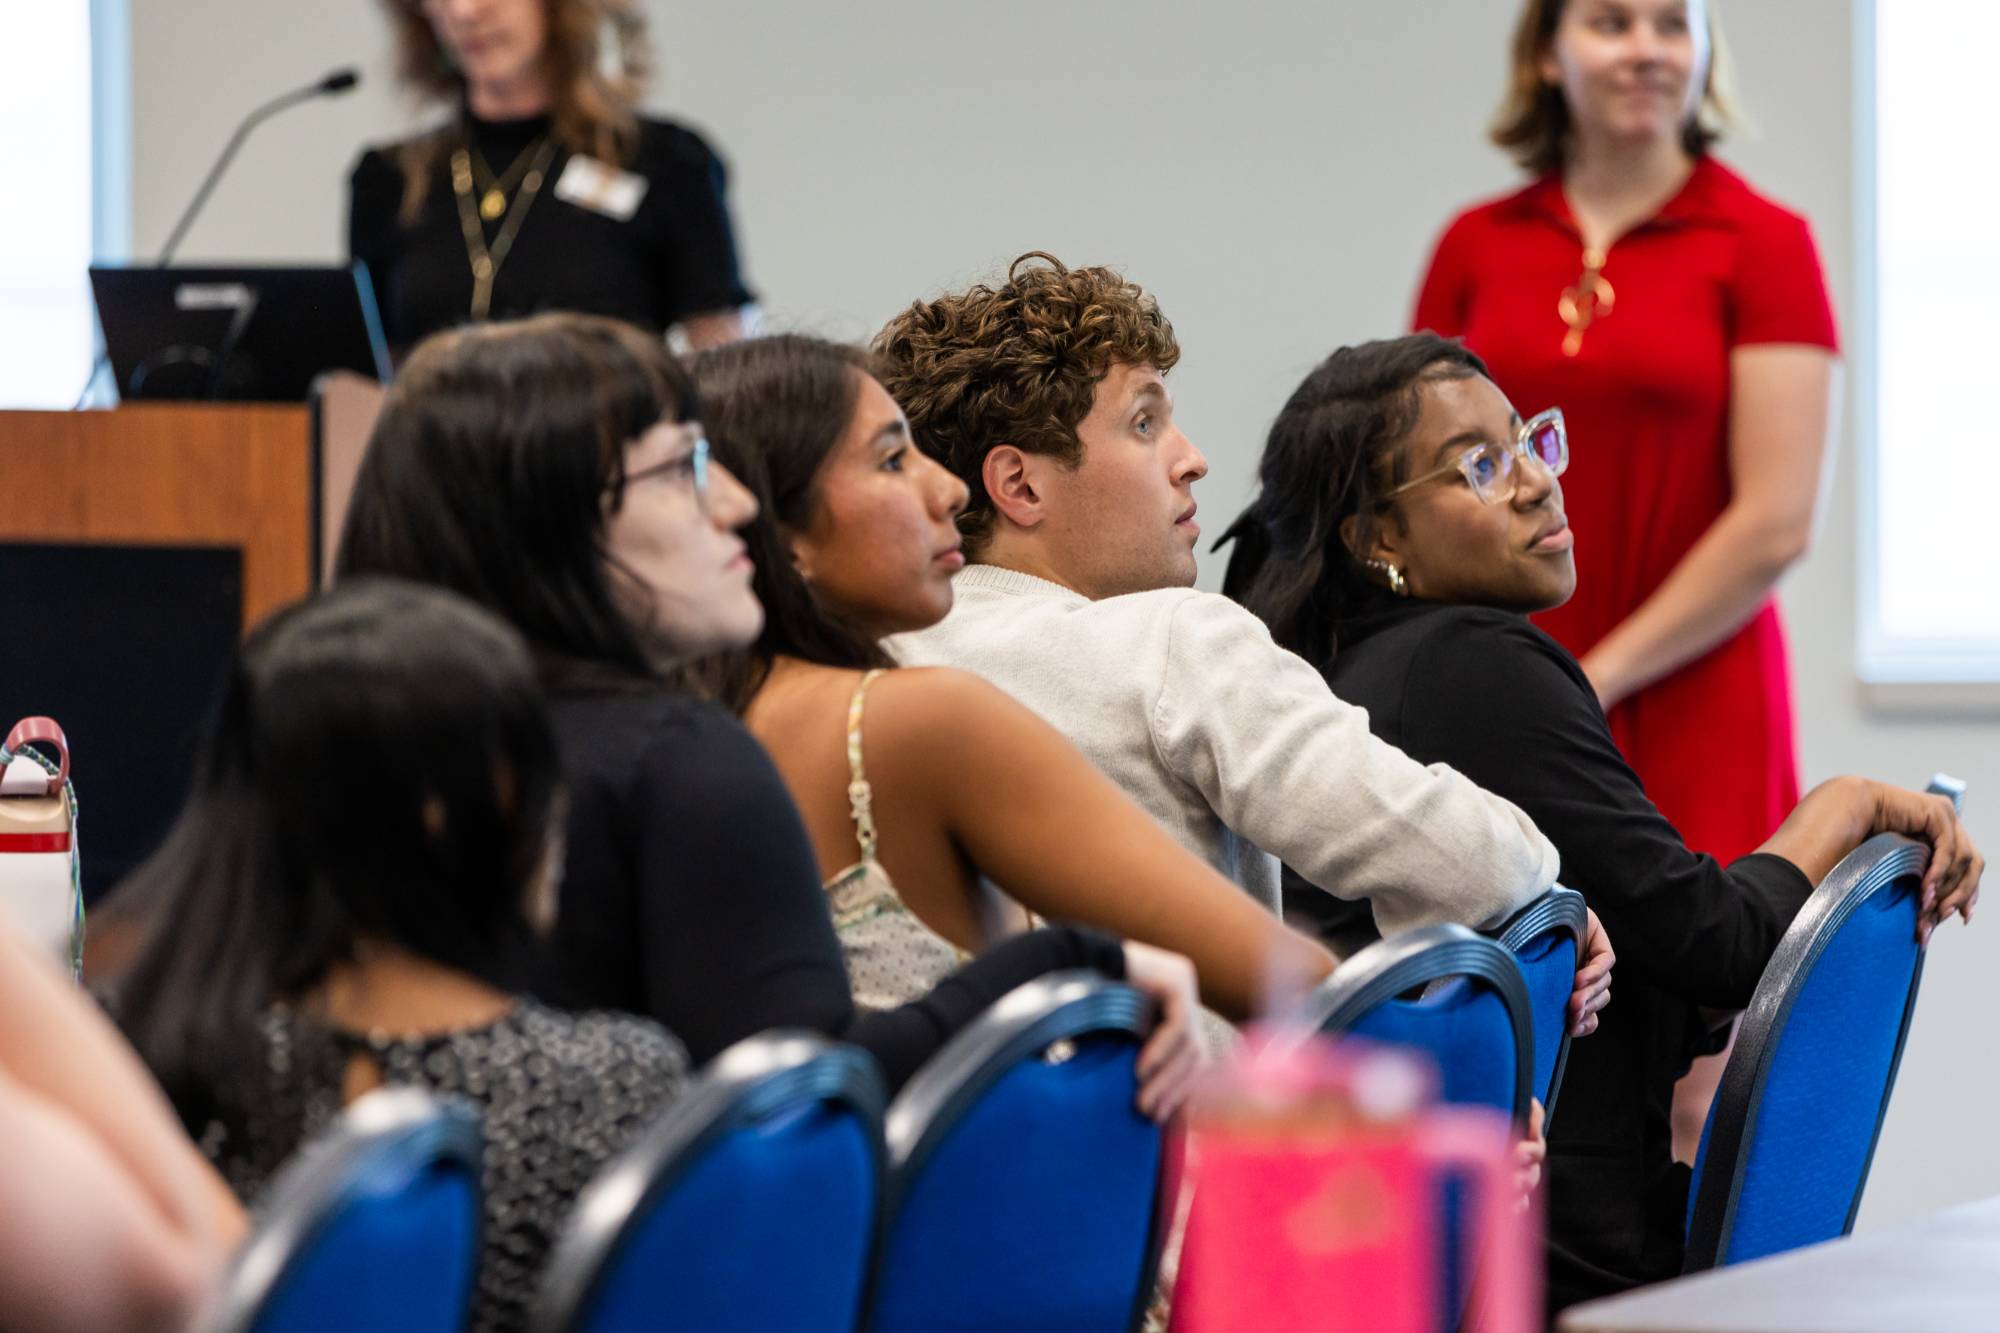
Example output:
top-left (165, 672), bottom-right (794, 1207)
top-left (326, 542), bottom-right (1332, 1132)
top-left (1558, 246), bottom-right (1615, 358)
top-left (470, 134), bottom-right (546, 221)
top-left (450, 138), bottom-right (559, 321)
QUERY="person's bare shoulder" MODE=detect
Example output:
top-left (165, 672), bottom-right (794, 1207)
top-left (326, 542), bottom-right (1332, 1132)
top-left (864, 665), bottom-right (1024, 733)
top-left (856, 666), bottom-right (1062, 783)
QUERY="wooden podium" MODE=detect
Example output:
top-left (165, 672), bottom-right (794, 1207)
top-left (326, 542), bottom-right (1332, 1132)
top-left (1, 404), bottom-right (315, 630)
top-left (0, 374), bottom-right (386, 631)
top-left (0, 381), bottom-right (384, 894)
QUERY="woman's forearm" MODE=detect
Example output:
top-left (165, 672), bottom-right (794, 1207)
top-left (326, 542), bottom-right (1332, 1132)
top-left (0, 1071), bottom-right (217, 1333)
top-left (1584, 346), bottom-right (1838, 711)
top-left (1756, 776), bottom-right (1877, 886)
top-left (1579, 500), bottom-right (1806, 709)
top-left (0, 927), bottom-right (245, 1256)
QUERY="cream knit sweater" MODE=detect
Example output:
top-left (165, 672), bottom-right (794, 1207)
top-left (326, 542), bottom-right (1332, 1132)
top-left (887, 565), bottom-right (1560, 937)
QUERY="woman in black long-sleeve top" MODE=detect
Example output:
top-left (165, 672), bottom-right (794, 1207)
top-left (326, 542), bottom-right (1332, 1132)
top-left (335, 312), bottom-right (1200, 1098)
top-left (1220, 333), bottom-right (1981, 1311)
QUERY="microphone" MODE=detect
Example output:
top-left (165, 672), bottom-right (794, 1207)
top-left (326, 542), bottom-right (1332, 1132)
top-left (154, 67), bottom-right (362, 266)
top-left (75, 68), bottom-right (360, 407)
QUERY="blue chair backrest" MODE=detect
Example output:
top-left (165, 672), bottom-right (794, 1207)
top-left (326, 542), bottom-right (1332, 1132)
top-left (1301, 924), bottom-right (1533, 1121)
top-left (204, 1087), bottom-right (482, 1333)
top-left (868, 972), bottom-right (1164, 1333)
top-left (1294, 924), bottom-right (1531, 1330)
top-left (1683, 832), bottom-right (1933, 1270)
top-left (532, 1032), bottom-right (885, 1333)
top-left (1493, 886), bottom-right (1588, 1126)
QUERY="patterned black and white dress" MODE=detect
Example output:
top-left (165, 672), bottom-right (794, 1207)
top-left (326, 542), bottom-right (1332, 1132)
top-left (202, 1000), bottom-right (687, 1333)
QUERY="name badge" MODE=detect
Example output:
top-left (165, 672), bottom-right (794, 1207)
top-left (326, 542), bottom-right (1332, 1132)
top-left (554, 155), bottom-right (649, 222)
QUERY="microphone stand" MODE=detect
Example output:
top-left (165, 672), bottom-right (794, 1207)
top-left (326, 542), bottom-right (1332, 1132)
top-left (156, 79), bottom-right (347, 268)
top-left (74, 70), bottom-right (358, 407)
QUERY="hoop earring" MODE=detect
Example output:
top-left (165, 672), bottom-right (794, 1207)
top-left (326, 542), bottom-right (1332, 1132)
top-left (1367, 558), bottom-right (1408, 597)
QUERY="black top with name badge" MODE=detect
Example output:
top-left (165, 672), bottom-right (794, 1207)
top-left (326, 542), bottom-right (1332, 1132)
top-left (347, 110), bottom-right (755, 354)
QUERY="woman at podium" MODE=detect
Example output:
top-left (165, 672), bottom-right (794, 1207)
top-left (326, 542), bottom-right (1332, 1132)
top-left (348, 0), bottom-right (753, 356)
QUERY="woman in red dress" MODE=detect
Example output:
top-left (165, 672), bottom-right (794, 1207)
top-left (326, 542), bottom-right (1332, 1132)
top-left (1416, 0), bottom-right (1838, 875)
top-left (1414, 0), bottom-right (1839, 1155)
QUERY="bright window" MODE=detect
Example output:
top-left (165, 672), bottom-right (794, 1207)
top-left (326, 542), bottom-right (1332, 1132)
top-left (1864, 1), bottom-right (2000, 683)
top-left (0, 5), bottom-right (98, 409)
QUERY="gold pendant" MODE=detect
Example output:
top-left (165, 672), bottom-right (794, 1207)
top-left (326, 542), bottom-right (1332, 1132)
top-left (480, 189), bottom-right (507, 221)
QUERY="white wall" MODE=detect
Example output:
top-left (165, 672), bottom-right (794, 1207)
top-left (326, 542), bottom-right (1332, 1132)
top-left (122, 0), bottom-right (2000, 1229)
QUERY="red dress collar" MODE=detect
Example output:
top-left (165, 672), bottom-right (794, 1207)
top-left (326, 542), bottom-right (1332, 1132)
top-left (1507, 154), bottom-right (1736, 240)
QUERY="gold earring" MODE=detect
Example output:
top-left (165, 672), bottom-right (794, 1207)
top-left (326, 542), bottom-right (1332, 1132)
top-left (1367, 558), bottom-right (1408, 597)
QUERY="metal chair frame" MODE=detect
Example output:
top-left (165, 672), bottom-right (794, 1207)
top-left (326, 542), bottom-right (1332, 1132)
top-left (1682, 831), bottom-right (1933, 1271)
top-left (530, 1031), bottom-right (886, 1333)
top-left (1492, 885), bottom-right (1589, 1126)
top-left (1293, 923), bottom-right (1535, 1125)
top-left (875, 971), bottom-right (1165, 1333)
top-left (203, 1087), bottom-right (483, 1333)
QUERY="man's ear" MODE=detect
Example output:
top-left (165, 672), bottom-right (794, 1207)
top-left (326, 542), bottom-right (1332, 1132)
top-left (983, 445), bottom-right (1046, 530)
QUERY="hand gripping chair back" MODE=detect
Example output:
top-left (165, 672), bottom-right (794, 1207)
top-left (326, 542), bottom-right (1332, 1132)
top-left (868, 972), bottom-right (1167, 1333)
top-left (1492, 887), bottom-right (1589, 1127)
top-left (202, 1087), bottom-right (482, 1333)
top-left (531, 1032), bottom-right (885, 1333)
top-left (1684, 831), bottom-right (1934, 1270)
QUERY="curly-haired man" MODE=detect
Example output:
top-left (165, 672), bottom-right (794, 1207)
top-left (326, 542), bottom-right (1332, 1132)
top-left (879, 254), bottom-right (1608, 994)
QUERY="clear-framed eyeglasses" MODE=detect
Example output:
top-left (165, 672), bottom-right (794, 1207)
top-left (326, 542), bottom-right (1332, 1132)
top-left (619, 433), bottom-right (712, 513)
top-left (1377, 407), bottom-right (1568, 507)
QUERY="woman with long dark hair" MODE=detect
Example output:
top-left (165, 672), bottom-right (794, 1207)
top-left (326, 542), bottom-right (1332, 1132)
top-left (106, 579), bottom-right (688, 1333)
top-left (686, 333), bottom-right (1336, 1024)
top-left (1219, 333), bottom-right (1980, 1309)
top-left (335, 313), bottom-right (1204, 1111)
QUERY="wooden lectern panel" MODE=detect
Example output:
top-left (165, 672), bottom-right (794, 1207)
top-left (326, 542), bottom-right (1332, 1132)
top-left (0, 405), bottom-right (312, 631)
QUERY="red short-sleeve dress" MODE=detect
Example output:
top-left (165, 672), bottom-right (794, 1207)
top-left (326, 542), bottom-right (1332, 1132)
top-left (1413, 156), bottom-right (1838, 860)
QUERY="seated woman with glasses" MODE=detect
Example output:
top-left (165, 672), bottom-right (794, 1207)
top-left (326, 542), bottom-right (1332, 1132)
top-left (684, 334), bottom-right (1336, 1029)
top-left (1218, 332), bottom-right (1983, 1310)
top-left (334, 313), bottom-right (1204, 1110)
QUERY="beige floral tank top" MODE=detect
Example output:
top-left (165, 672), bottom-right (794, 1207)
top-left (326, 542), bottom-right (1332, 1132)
top-left (824, 669), bottom-right (972, 1010)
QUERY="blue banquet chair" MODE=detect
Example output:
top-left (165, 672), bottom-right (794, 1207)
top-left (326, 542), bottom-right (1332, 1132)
top-left (1491, 886), bottom-right (1589, 1127)
top-left (202, 1087), bottom-right (482, 1333)
top-left (1683, 827), bottom-right (1940, 1270)
top-left (868, 972), bottom-right (1166, 1333)
top-left (530, 1031), bottom-right (885, 1333)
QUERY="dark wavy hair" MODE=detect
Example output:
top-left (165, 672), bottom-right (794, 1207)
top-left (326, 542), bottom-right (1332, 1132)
top-left (1218, 334), bottom-right (1488, 670)
top-left (108, 580), bottom-right (559, 1131)
top-left (335, 312), bottom-right (698, 691)
top-left (687, 334), bottom-right (891, 710)
top-left (872, 252), bottom-right (1181, 556)
top-left (378, 0), bottom-right (651, 221)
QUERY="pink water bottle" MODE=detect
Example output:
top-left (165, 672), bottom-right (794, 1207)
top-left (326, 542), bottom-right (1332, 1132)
top-left (1170, 1033), bottom-right (1539, 1333)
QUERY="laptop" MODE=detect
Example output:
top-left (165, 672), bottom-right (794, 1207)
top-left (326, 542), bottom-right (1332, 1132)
top-left (88, 263), bottom-right (392, 403)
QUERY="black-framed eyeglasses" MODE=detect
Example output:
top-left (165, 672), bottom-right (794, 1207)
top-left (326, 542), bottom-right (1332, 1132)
top-left (1377, 407), bottom-right (1568, 507)
top-left (619, 434), bottom-right (711, 512)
